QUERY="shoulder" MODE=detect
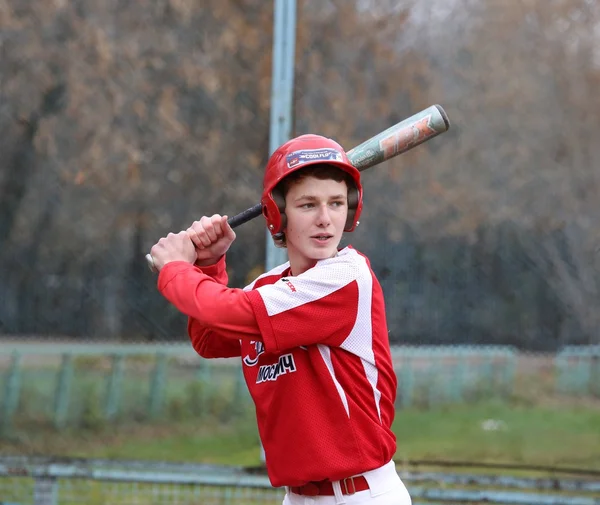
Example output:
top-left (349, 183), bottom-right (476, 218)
top-left (288, 247), bottom-right (373, 291)
top-left (311, 246), bottom-right (371, 277)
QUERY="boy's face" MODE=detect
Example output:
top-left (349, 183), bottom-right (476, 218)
top-left (284, 175), bottom-right (348, 273)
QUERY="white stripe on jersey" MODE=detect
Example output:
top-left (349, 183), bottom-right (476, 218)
top-left (253, 249), bottom-right (360, 316)
top-left (317, 344), bottom-right (350, 416)
top-left (338, 252), bottom-right (382, 423)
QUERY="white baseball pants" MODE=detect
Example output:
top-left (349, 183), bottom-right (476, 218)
top-left (282, 460), bottom-right (412, 505)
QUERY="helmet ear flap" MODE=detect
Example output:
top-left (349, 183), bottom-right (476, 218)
top-left (272, 188), bottom-right (287, 231)
top-left (264, 188), bottom-right (286, 248)
top-left (345, 183), bottom-right (359, 231)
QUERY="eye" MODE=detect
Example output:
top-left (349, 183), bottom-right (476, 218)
top-left (299, 202), bottom-right (314, 209)
top-left (331, 200), bottom-right (346, 207)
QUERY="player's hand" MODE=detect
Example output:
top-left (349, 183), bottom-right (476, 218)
top-left (186, 214), bottom-right (236, 266)
top-left (150, 231), bottom-right (197, 271)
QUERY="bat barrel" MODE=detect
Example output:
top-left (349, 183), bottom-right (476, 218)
top-left (435, 104), bottom-right (451, 130)
top-left (347, 104), bottom-right (450, 170)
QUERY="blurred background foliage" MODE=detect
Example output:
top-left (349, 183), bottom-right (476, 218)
top-left (0, 0), bottom-right (599, 349)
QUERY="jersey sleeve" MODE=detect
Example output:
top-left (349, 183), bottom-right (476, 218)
top-left (184, 256), bottom-right (242, 358)
top-left (244, 256), bottom-right (360, 353)
top-left (194, 255), bottom-right (228, 284)
top-left (187, 320), bottom-right (242, 358)
top-left (158, 261), bottom-right (262, 346)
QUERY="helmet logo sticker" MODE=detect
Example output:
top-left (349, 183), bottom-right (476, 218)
top-left (286, 148), bottom-right (344, 168)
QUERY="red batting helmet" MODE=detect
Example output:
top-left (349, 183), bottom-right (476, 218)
top-left (261, 134), bottom-right (363, 244)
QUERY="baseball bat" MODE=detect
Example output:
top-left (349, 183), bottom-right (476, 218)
top-left (146, 104), bottom-right (450, 272)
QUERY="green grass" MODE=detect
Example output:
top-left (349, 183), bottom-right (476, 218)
top-left (4, 401), bottom-right (599, 472)
top-left (86, 419), bottom-right (261, 466)
top-left (392, 401), bottom-right (600, 470)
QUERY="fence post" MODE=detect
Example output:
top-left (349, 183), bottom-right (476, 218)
top-left (105, 354), bottom-right (125, 421)
top-left (34, 476), bottom-right (58, 505)
top-left (195, 361), bottom-right (212, 418)
top-left (451, 355), bottom-right (467, 403)
top-left (426, 358), bottom-right (438, 408)
top-left (399, 360), bottom-right (414, 408)
top-left (149, 353), bottom-right (168, 419)
top-left (576, 357), bottom-right (592, 394)
top-left (504, 351), bottom-right (517, 397)
top-left (54, 353), bottom-right (73, 429)
top-left (590, 354), bottom-right (599, 398)
top-left (481, 354), bottom-right (494, 390)
top-left (232, 366), bottom-right (247, 413)
top-left (1, 351), bottom-right (22, 435)
top-left (555, 351), bottom-right (568, 394)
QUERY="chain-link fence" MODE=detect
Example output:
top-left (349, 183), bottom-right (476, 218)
top-left (1, 0), bottom-right (600, 485)
top-left (0, 457), bottom-right (284, 505)
top-left (1, 343), bottom-right (522, 433)
top-left (2, 456), bottom-right (600, 505)
top-left (2, 342), bottom-right (599, 436)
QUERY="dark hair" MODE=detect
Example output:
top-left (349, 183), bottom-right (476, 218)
top-left (276, 164), bottom-right (354, 198)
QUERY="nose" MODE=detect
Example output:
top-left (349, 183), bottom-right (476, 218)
top-left (316, 204), bottom-right (331, 227)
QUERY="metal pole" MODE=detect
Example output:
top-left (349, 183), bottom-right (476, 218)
top-left (265, 0), bottom-right (297, 272)
top-left (260, 0), bottom-right (297, 464)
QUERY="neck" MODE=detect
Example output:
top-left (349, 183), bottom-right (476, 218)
top-left (287, 248), bottom-right (341, 276)
top-left (287, 251), bottom-right (317, 276)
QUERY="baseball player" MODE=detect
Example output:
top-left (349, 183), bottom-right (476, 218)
top-left (150, 135), bottom-right (412, 505)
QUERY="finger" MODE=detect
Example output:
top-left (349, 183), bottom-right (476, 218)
top-left (178, 231), bottom-right (198, 262)
top-left (150, 242), bottom-right (161, 257)
top-left (187, 221), bottom-right (209, 248)
top-left (194, 217), bottom-right (213, 247)
top-left (178, 230), bottom-right (197, 250)
top-left (222, 215), bottom-right (236, 241)
top-left (149, 244), bottom-right (163, 271)
top-left (159, 234), bottom-right (174, 248)
top-left (202, 214), bottom-right (220, 242)
top-left (186, 226), bottom-right (204, 249)
top-left (210, 214), bottom-right (225, 239)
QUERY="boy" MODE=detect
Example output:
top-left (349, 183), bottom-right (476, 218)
top-left (150, 134), bottom-right (412, 504)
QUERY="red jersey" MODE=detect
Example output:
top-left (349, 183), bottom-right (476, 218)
top-left (158, 246), bottom-right (397, 488)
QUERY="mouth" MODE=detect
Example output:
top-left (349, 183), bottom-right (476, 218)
top-left (310, 234), bottom-right (333, 243)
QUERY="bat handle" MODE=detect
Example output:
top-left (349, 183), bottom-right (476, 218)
top-left (146, 253), bottom-right (158, 273)
top-left (226, 203), bottom-right (262, 228)
top-left (145, 203), bottom-right (264, 273)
